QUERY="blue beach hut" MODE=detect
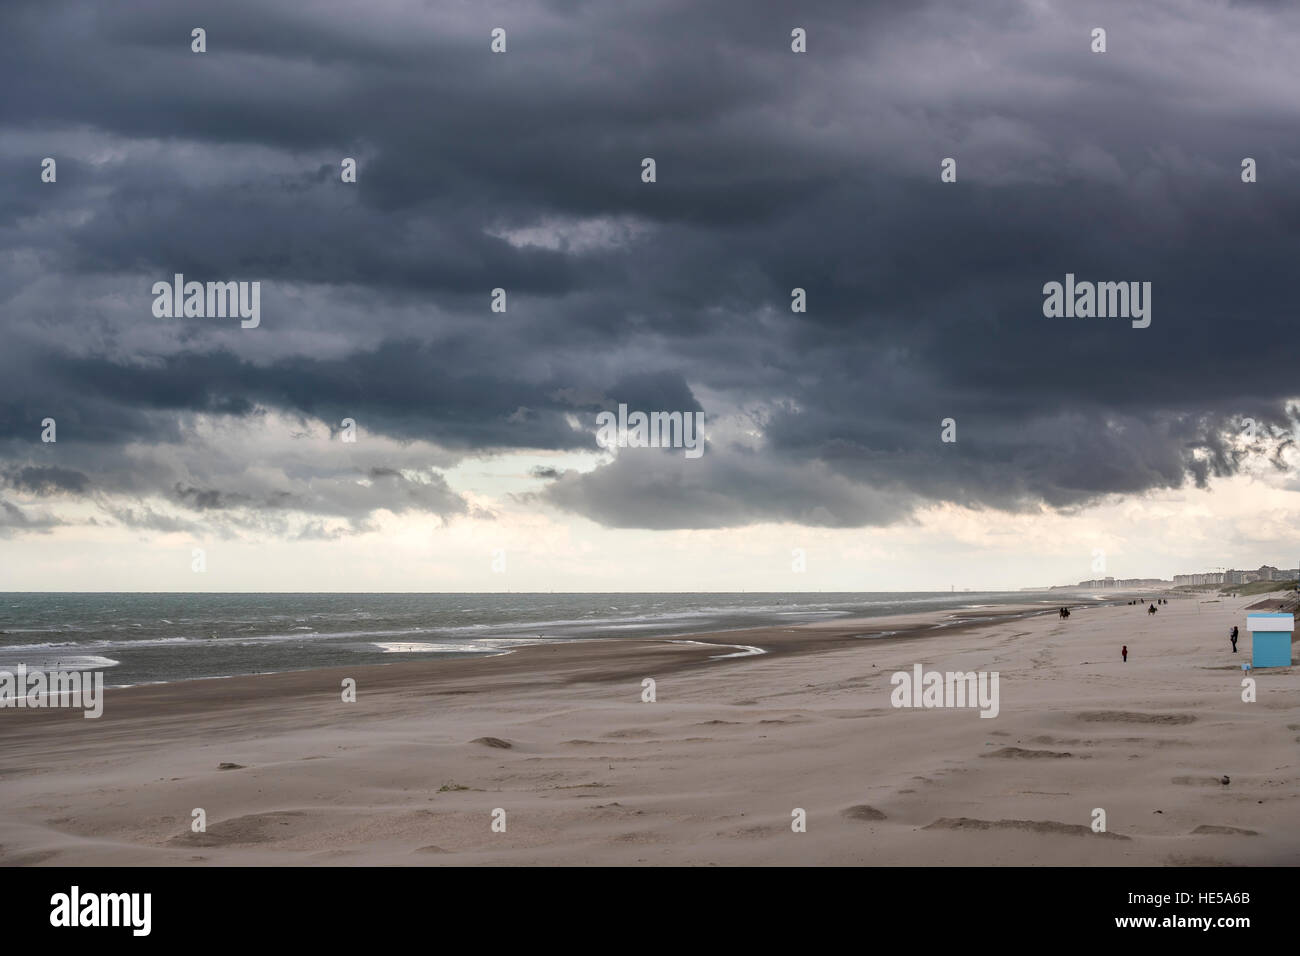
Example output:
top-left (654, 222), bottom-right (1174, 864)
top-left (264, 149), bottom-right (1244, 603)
top-left (1245, 613), bottom-right (1293, 668)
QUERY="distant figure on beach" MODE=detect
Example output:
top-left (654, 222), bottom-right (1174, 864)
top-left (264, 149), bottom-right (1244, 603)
top-left (1230, 626), bottom-right (1238, 653)
top-left (1148, 603), bottom-right (1157, 615)
top-left (1122, 645), bottom-right (1128, 662)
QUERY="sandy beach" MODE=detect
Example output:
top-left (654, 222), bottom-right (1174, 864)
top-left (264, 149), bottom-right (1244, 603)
top-left (1, 595), bottom-right (1296, 866)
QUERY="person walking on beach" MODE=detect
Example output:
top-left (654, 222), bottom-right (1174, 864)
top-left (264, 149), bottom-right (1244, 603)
top-left (1122, 644), bottom-right (1128, 662)
top-left (1230, 626), bottom-right (1238, 653)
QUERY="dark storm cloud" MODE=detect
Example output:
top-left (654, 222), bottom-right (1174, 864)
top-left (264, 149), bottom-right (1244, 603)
top-left (4, 465), bottom-right (90, 496)
top-left (0, 498), bottom-right (62, 536)
top-left (1, 0), bottom-right (1298, 532)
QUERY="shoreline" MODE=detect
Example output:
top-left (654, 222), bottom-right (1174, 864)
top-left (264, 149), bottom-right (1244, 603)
top-left (0, 600), bottom-right (1066, 712)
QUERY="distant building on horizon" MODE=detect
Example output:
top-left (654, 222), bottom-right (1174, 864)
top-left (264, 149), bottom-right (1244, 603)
top-left (1058, 562), bottom-right (1298, 591)
top-left (1173, 565), bottom-right (1298, 587)
top-left (1072, 577), bottom-right (1171, 589)
top-left (1173, 572), bottom-right (1224, 586)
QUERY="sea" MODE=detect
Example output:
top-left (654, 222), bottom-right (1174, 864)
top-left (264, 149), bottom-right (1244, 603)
top-left (0, 590), bottom-right (1110, 687)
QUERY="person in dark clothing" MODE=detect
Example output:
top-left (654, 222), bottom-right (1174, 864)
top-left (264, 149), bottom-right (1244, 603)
top-left (1230, 626), bottom-right (1238, 653)
top-left (1147, 603), bottom-right (1157, 614)
top-left (1122, 645), bottom-right (1128, 662)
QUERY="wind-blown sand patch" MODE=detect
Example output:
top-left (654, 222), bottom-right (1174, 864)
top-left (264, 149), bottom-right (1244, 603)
top-left (924, 817), bottom-right (1129, 840)
top-left (169, 810), bottom-right (310, 847)
top-left (1076, 711), bottom-right (1196, 725)
top-left (982, 747), bottom-right (1075, 759)
top-left (842, 805), bottom-right (887, 821)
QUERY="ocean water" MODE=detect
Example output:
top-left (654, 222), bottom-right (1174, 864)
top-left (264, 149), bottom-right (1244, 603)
top-left (0, 591), bottom-right (1102, 686)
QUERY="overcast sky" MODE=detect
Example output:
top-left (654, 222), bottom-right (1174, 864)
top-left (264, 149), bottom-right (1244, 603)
top-left (2, 0), bottom-right (1298, 591)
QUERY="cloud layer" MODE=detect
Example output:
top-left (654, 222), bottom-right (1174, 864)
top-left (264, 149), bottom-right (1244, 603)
top-left (2, 0), bottom-right (1298, 537)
